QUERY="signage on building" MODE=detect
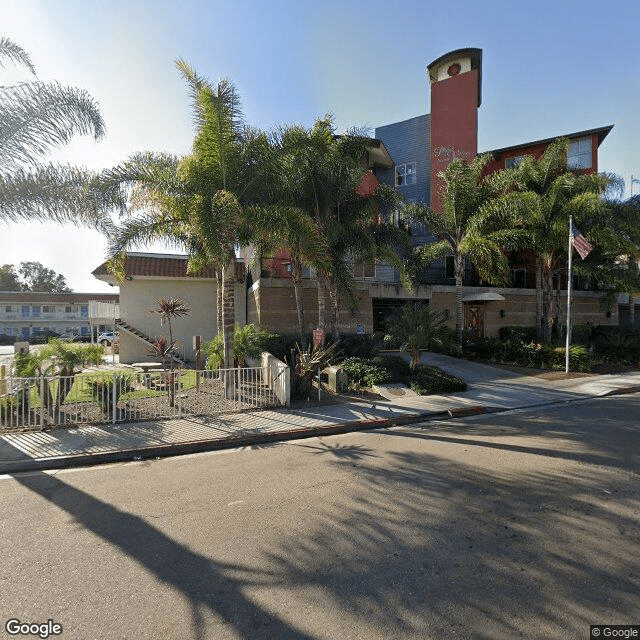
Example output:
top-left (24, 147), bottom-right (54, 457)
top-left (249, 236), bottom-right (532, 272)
top-left (313, 329), bottom-right (325, 348)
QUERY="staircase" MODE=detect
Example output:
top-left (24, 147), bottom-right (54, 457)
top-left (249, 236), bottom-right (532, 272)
top-left (116, 320), bottom-right (186, 366)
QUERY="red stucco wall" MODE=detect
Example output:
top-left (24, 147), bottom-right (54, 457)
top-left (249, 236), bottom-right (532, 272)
top-left (430, 69), bottom-right (479, 212)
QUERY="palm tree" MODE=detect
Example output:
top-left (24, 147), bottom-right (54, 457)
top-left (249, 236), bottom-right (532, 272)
top-left (385, 302), bottom-right (449, 371)
top-left (150, 298), bottom-right (190, 406)
top-left (275, 116), bottom-right (407, 340)
top-left (510, 140), bottom-right (613, 341)
top-left (14, 339), bottom-right (104, 415)
top-left (99, 60), bottom-right (286, 385)
top-left (0, 37), bottom-right (117, 229)
top-left (405, 154), bottom-right (525, 344)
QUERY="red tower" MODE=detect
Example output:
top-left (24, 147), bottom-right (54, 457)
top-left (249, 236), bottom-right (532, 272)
top-left (427, 48), bottom-right (482, 212)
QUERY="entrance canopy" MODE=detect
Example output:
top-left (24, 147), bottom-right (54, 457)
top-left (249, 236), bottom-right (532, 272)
top-left (461, 292), bottom-right (505, 303)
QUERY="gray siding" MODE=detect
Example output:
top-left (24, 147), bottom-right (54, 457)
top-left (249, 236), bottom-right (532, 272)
top-left (375, 114), bottom-right (431, 206)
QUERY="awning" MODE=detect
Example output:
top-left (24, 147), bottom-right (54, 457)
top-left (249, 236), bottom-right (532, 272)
top-left (461, 292), bottom-right (505, 302)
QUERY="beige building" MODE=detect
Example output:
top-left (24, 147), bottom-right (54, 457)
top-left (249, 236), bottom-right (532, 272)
top-left (92, 253), bottom-right (245, 365)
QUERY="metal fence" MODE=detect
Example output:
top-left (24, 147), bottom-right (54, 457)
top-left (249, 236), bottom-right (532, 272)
top-left (0, 362), bottom-right (289, 432)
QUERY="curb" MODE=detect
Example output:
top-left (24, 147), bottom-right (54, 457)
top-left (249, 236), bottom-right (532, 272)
top-left (0, 410), bottom-right (442, 475)
top-left (2, 381), bottom-right (638, 475)
top-left (602, 385), bottom-right (640, 397)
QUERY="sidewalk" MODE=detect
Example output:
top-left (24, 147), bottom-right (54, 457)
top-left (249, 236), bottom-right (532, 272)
top-left (2, 359), bottom-right (639, 474)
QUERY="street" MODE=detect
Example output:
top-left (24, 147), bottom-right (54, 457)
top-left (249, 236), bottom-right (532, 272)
top-left (1, 395), bottom-right (639, 640)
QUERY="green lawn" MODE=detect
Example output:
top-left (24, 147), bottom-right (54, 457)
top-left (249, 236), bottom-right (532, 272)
top-left (18, 369), bottom-right (199, 408)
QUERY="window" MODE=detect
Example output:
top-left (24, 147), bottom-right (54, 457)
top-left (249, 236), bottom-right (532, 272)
top-left (32, 326), bottom-right (42, 335)
top-left (80, 305), bottom-right (88, 318)
top-left (22, 305), bottom-right (29, 318)
top-left (5, 305), bottom-right (11, 313)
top-left (65, 306), bottom-right (72, 313)
top-left (568, 137), bottom-right (592, 169)
top-left (505, 155), bottom-right (525, 168)
top-left (31, 305), bottom-right (40, 317)
top-left (395, 163), bottom-right (417, 186)
top-left (21, 327), bottom-right (29, 338)
top-left (42, 305), bottom-right (51, 313)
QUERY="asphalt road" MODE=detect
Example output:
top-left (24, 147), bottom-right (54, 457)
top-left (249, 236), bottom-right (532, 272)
top-left (1, 395), bottom-right (639, 640)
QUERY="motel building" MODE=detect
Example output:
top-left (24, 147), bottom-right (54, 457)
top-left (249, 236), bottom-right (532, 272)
top-left (94, 48), bottom-right (631, 365)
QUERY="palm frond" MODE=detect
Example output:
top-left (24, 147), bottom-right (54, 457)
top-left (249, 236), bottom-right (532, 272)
top-left (0, 163), bottom-right (116, 230)
top-left (0, 37), bottom-right (36, 74)
top-left (0, 81), bottom-right (105, 170)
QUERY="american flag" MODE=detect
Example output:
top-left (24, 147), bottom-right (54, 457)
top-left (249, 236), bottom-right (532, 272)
top-left (571, 227), bottom-right (593, 260)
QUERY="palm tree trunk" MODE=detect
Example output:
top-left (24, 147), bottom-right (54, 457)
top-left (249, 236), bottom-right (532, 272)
top-left (329, 279), bottom-right (340, 341)
top-left (542, 263), bottom-right (553, 343)
top-left (454, 253), bottom-right (464, 345)
top-left (535, 258), bottom-right (543, 341)
top-left (291, 260), bottom-right (306, 350)
top-left (216, 270), bottom-right (223, 336)
top-left (553, 274), bottom-right (563, 343)
top-left (317, 274), bottom-right (327, 333)
top-left (222, 257), bottom-right (235, 398)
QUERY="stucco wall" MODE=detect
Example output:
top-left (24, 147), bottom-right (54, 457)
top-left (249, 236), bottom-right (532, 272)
top-left (118, 277), bottom-right (246, 364)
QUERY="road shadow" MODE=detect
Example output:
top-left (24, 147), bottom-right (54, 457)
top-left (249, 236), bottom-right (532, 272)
top-left (14, 472), bottom-right (315, 640)
top-left (261, 444), bottom-right (640, 638)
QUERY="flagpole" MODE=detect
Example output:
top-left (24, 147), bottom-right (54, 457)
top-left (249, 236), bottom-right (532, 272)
top-left (565, 215), bottom-right (573, 373)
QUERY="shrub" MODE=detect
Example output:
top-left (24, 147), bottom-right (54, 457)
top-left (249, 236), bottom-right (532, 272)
top-left (373, 355), bottom-right (411, 380)
top-left (293, 342), bottom-right (340, 398)
top-left (260, 334), bottom-right (301, 364)
top-left (571, 323), bottom-right (594, 346)
top-left (341, 358), bottom-right (394, 389)
top-left (203, 324), bottom-right (276, 369)
top-left (86, 374), bottom-right (134, 415)
top-left (334, 333), bottom-right (383, 359)
top-left (498, 326), bottom-right (538, 343)
top-left (408, 365), bottom-right (467, 395)
top-left (591, 327), bottom-right (640, 364)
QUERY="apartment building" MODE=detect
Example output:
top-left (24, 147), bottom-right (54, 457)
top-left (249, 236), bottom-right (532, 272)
top-left (0, 292), bottom-right (119, 340)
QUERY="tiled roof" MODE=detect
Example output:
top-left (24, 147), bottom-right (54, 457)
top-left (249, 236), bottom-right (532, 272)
top-left (92, 253), bottom-right (218, 280)
top-left (0, 292), bottom-right (119, 303)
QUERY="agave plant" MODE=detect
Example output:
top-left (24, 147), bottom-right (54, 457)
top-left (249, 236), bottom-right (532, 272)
top-left (293, 341), bottom-right (340, 399)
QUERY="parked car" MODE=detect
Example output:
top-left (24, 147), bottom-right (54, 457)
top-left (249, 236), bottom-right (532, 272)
top-left (58, 331), bottom-right (91, 343)
top-left (97, 331), bottom-right (119, 346)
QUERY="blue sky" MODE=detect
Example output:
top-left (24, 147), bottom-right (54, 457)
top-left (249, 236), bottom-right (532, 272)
top-left (2, 0), bottom-right (639, 291)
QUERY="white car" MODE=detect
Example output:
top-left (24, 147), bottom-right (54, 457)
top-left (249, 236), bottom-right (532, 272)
top-left (97, 331), bottom-right (118, 346)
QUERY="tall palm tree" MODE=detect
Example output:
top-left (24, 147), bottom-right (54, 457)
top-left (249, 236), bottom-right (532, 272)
top-left (405, 154), bottom-right (525, 344)
top-left (511, 140), bottom-right (613, 341)
top-left (100, 60), bottom-right (287, 378)
top-left (0, 37), bottom-right (117, 229)
top-left (275, 116), bottom-right (407, 340)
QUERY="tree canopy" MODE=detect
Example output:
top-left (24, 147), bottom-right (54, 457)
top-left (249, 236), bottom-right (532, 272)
top-left (0, 261), bottom-right (72, 292)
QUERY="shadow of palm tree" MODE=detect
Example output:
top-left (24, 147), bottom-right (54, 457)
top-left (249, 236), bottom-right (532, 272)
top-left (293, 441), bottom-right (377, 461)
top-left (15, 472), bottom-right (315, 640)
